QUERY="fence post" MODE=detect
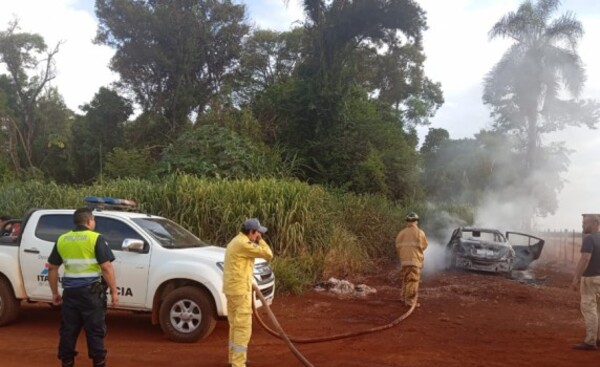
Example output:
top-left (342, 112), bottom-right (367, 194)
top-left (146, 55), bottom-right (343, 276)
top-left (572, 230), bottom-right (575, 264)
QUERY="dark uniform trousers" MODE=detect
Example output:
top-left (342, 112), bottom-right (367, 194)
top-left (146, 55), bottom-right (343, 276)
top-left (59, 283), bottom-right (107, 365)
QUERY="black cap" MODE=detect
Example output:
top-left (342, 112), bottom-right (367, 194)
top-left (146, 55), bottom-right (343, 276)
top-left (243, 218), bottom-right (267, 233)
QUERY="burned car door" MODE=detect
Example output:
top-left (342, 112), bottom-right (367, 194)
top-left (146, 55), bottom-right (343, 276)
top-left (445, 228), bottom-right (462, 269)
top-left (505, 232), bottom-right (545, 270)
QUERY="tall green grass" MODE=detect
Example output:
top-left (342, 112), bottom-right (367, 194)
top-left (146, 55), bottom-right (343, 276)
top-left (0, 175), bottom-right (425, 293)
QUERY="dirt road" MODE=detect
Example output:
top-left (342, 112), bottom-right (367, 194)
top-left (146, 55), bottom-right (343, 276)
top-left (1, 260), bottom-right (598, 367)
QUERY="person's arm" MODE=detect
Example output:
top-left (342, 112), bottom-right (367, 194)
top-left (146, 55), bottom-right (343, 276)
top-left (95, 235), bottom-right (118, 305)
top-left (257, 238), bottom-right (274, 260)
top-left (48, 263), bottom-right (62, 305)
top-left (571, 253), bottom-right (592, 291)
top-left (47, 244), bottom-right (63, 305)
top-left (238, 235), bottom-right (274, 260)
top-left (421, 231), bottom-right (429, 251)
top-left (100, 261), bottom-right (119, 306)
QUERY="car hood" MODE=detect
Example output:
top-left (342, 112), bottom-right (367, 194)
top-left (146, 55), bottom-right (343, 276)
top-left (176, 246), bottom-right (268, 265)
top-left (460, 239), bottom-right (510, 248)
top-left (458, 239), bottom-right (514, 259)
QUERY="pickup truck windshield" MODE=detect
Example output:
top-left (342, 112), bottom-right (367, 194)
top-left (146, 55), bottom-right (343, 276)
top-left (132, 218), bottom-right (209, 248)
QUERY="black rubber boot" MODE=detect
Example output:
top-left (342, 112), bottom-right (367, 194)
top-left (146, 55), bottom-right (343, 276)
top-left (61, 359), bottom-right (74, 367)
top-left (92, 358), bottom-right (106, 367)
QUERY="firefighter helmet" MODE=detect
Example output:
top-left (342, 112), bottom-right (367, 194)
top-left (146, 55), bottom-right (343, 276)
top-left (406, 212), bottom-right (419, 222)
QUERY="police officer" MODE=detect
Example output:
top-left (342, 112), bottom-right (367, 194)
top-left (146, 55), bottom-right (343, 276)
top-left (223, 218), bottom-right (273, 367)
top-left (395, 212), bottom-right (428, 307)
top-left (48, 208), bottom-right (119, 367)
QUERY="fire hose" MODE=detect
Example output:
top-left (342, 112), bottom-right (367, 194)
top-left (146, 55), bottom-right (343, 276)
top-left (252, 284), bottom-right (418, 366)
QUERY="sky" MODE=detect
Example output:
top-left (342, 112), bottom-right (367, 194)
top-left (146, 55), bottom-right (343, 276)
top-left (0, 0), bottom-right (598, 230)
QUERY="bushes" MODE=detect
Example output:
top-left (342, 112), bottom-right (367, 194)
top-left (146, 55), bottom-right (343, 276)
top-left (0, 175), bottom-right (414, 293)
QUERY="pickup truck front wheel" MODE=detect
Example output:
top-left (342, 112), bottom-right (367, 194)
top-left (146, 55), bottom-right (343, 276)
top-left (159, 286), bottom-right (217, 343)
top-left (0, 277), bottom-right (20, 326)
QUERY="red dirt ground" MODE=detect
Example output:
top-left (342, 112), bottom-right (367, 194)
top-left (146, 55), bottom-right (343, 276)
top-left (1, 260), bottom-right (598, 367)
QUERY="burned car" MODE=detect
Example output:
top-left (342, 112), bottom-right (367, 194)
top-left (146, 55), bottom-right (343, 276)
top-left (445, 227), bottom-right (544, 274)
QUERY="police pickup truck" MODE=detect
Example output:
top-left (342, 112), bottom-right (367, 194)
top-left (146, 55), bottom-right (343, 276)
top-left (0, 197), bottom-right (275, 342)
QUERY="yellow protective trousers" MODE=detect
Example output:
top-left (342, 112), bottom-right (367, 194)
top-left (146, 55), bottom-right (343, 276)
top-left (401, 265), bottom-right (421, 306)
top-left (226, 293), bottom-right (253, 367)
top-left (580, 276), bottom-right (600, 346)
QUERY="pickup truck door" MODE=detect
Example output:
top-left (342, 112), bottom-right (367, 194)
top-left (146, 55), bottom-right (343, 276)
top-left (94, 217), bottom-right (151, 308)
top-left (505, 231), bottom-right (545, 270)
top-left (19, 213), bottom-right (73, 301)
top-left (18, 213), bottom-right (151, 307)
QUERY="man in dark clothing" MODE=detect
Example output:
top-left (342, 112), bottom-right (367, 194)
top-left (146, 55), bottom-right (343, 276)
top-left (571, 214), bottom-right (600, 351)
top-left (48, 208), bottom-right (119, 366)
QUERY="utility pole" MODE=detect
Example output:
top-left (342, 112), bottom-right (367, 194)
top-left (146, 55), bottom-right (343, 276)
top-left (99, 142), bottom-right (103, 185)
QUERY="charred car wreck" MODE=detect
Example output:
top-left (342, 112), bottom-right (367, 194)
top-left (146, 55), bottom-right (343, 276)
top-left (446, 227), bottom-right (545, 274)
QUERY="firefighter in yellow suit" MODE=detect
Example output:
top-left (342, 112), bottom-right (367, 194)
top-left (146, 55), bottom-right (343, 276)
top-left (395, 212), bottom-right (428, 307)
top-left (223, 218), bottom-right (273, 367)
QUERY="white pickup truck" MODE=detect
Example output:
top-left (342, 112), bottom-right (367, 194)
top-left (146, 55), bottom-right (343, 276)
top-left (0, 204), bottom-right (275, 342)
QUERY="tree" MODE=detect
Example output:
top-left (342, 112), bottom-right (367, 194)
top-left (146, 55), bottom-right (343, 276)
top-left (0, 86), bottom-right (14, 180)
top-left (367, 44), bottom-right (443, 125)
top-left (297, 0), bottom-right (429, 130)
top-left (420, 127), bottom-right (449, 158)
top-left (253, 0), bottom-right (436, 199)
top-left (0, 20), bottom-right (61, 175)
top-left (105, 147), bottom-right (154, 179)
top-left (71, 87), bottom-right (132, 183)
top-left (32, 88), bottom-right (74, 182)
top-left (421, 130), bottom-right (518, 205)
top-left (483, 0), bottom-right (600, 223)
top-left (94, 0), bottom-right (249, 137)
top-left (235, 28), bottom-right (304, 104)
top-left (159, 124), bottom-right (284, 179)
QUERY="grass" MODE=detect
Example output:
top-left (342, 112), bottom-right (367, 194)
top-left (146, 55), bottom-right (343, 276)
top-left (0, 175), bottom-right (464, 293)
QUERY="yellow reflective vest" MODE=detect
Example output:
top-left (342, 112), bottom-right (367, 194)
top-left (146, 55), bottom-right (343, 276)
top-left (57, 229), bottom-right (102, 278)
top-left (222, 233), bottom-right (273, 296)
top-left (395, 224), bottom-right (428, 268)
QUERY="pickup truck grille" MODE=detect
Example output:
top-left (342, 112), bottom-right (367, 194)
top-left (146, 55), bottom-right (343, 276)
top-left (254, 263), bottom-right (274, 285)
top-left (260, 285), bottom-right (274, 298)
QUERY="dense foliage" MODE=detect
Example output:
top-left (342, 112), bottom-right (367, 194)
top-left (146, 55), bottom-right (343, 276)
top-left (1, 0), bottom-right (441, 203)
top-left (0, 175), bottom-right (422, 293)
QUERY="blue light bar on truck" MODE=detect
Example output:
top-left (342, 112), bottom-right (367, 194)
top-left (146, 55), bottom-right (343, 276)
top-left (84, 196), bottom-right (137, 211)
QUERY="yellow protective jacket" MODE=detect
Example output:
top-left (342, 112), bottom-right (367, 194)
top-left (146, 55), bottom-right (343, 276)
top-left (395, 224), bottom-right (428, 268)
top-left (222, 233), bottom-right (273, 296)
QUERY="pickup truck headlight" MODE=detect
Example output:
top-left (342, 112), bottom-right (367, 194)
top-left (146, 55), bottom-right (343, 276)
top-left (253, 263), bottom-right (274, 284)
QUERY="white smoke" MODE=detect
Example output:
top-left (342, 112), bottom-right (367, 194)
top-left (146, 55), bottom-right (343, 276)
top-left (474, 193), bottom-right (536, 230)
top-left (422, 239), bottom-right (448, 276)
top-left (421, 203), bottom-right (469, 275)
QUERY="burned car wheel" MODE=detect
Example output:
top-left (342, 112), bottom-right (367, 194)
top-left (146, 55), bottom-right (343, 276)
top-left (445, 248), bottom-right (457, 270)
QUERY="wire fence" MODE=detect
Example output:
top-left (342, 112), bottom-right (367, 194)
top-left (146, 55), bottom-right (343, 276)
top-left (536, 230), bottom-right (582, 268)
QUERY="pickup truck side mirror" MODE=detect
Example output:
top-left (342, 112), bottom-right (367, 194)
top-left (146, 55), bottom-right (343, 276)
top-left (122, 238), bottom-right (145, 253)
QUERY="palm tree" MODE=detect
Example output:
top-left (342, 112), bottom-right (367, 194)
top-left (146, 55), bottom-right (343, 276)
top-left (483, 0), bottom-right (594, 171)
top-left (483, 0), bottom-right (599, 227)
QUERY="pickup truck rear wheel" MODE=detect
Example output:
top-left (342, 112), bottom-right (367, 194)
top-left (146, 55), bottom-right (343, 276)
top-left (159, 286), bottom-right (217, 343)
top-left (0, 277), bottom-right (20, 326)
